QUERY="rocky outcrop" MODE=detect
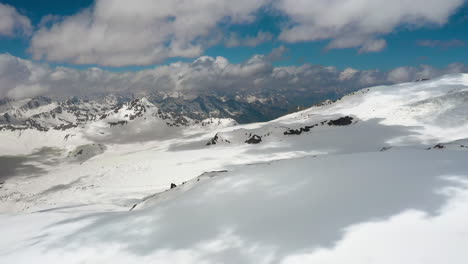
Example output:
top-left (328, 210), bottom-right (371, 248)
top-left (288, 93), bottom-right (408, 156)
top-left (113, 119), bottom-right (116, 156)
top-left (380, 146), bottom-right (393, 152)
top-left (245, 135), bottom-right (262, 144)
top-left (327, 116), bottom-right (354, 126)
top-left (284, 116), bottom-right (354, 135)
top-left (206, 133), bottom-right (231, 146)
top-left (108, 121), bottom-right (128, 127)
top-left (284, 125), bottom-right (318, 135)
top-left (54, 123), bottom-right (78, 131)
top-left (426, 142), bottom-right (468, 150)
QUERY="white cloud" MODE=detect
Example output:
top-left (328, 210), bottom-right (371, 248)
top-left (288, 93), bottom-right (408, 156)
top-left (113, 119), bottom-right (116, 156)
top-left (0, 52), bottom-right (466, 100)
top-left (388, 67), bottom-right (412, 83)
top-left (29, 0), bottom-right (269, 67)
top-left (277, 0), bottom-right (464, 52)
top-left (0, 3), bottom-right (32, 37)
top-left (6, 83), bottom-right (49, 99)
top-left (387, 64), bottom-right (467, 83)
top-left (339, 68), bottom-right (359, 81)
top-left (0, 54), bottom-right (49, 99)
top-left (358, 39), bottom-right (387, 53)
top-left (26, 0), bottom-right (465, 66)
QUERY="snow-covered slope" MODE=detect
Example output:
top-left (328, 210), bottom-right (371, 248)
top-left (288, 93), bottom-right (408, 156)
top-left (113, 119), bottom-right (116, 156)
top-left (1, 74), bottom-right (468, 263)
top-left (205, 73), bottom-right (468, 148)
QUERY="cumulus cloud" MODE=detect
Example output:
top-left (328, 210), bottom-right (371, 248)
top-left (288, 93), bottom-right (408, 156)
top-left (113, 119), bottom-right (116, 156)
top-left (358, 39), bottom-right (388, 53)
top-left (0, 52), bottom-right (466, 101)
top-left (0, 54), bottom-right (49, 99)
top-left (0, 3), bottom-right (32, 37)
top-left (29, 0), bottom-right (269, 67)
top-left (277, 0), bottom-right (464, 52)
top-left (265, 45), bottom-right (289, 62)
top-left (339, 68), bottom-right (359, 81)
top-left (27, 0), bottom-right (465, 66)
top-left (387, 64), bottom-right (468, 83)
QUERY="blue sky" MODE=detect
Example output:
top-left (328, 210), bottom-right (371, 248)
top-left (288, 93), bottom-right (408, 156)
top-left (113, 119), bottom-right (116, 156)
top-left (206, 4), bottom-right (468, 70)
top-left (0, 0), bottom-right (467, 71)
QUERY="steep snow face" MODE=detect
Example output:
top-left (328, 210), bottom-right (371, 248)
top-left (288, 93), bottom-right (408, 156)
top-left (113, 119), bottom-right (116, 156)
top-left (207, 74), bottom-right (468, 148)
top-left (1, 74), bottom-right (468, 263)
top-left (294, 74), bottom-right (468, 142)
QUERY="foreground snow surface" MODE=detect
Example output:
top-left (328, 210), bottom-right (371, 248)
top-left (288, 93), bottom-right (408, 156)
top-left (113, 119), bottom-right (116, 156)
top-left (1, 74), bottom-right (468, 263)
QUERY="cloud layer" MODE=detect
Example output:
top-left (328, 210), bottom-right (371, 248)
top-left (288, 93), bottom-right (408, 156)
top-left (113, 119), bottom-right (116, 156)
top-left (30, 0), bottom-right (269, 66)
top-left (277, 0), bottom-right (465, 53)
top-left (0, 52), bottom-right (466, 100)
top-left (27, 0), bottom-right (466, 66)
top-left (0, 3), bottom-right (32, 37)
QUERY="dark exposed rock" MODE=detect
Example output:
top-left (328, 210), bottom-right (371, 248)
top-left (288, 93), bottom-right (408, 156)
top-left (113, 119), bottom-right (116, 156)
top-left (108, 120), bottom-right (128, 127)
top-left (380, 146), bottom-right (392, 152)
top-left (427, 143), bottom-right (468, 150)
top-left (206, 133), bottom-right (231, 145)
top-left (284, 125), bottom-right (317, 135)
top-left (3, 113), bottom-right (11, 123)
top-left (245, 135), bottom-right (262, 144)
top-left (206, 135), bottom-right (218, 145)
top-left (24, 119), bottom-right (49, 132)
top-left (428, 144), bottom-right (445, 150)
top-left (284, 129), bottom-right (302, 135)
top-left (64, 134), bottom-right (76, 140)
top-left (54, 123), bottom-right (78, 131)
top-left (327, 116), bottom-right (354, 126)
top-left (170, 183), bottom-right (177, 189)
top-left (0, 124), bottom-right (28, 131)
top-left (284, 116), bottom-right (354, 136)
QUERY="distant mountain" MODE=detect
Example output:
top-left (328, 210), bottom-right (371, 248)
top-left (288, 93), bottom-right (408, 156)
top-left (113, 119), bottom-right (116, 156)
top-left (149, 94), bottom-right (291, 124)
top-left (0, 95), bottom-right (233, 132)
top-left (146, 88), bottom-right (344, 123)
top-left (0, 89), bottom-right (341, 133)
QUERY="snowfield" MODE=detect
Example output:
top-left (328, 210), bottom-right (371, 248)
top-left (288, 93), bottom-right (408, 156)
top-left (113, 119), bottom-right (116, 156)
top-left (1, 74), bottom-right (468, 263)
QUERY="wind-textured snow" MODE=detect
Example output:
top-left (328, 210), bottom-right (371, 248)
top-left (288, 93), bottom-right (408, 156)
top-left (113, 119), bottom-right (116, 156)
top-left (1, 74), bottom-right (468, 263)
